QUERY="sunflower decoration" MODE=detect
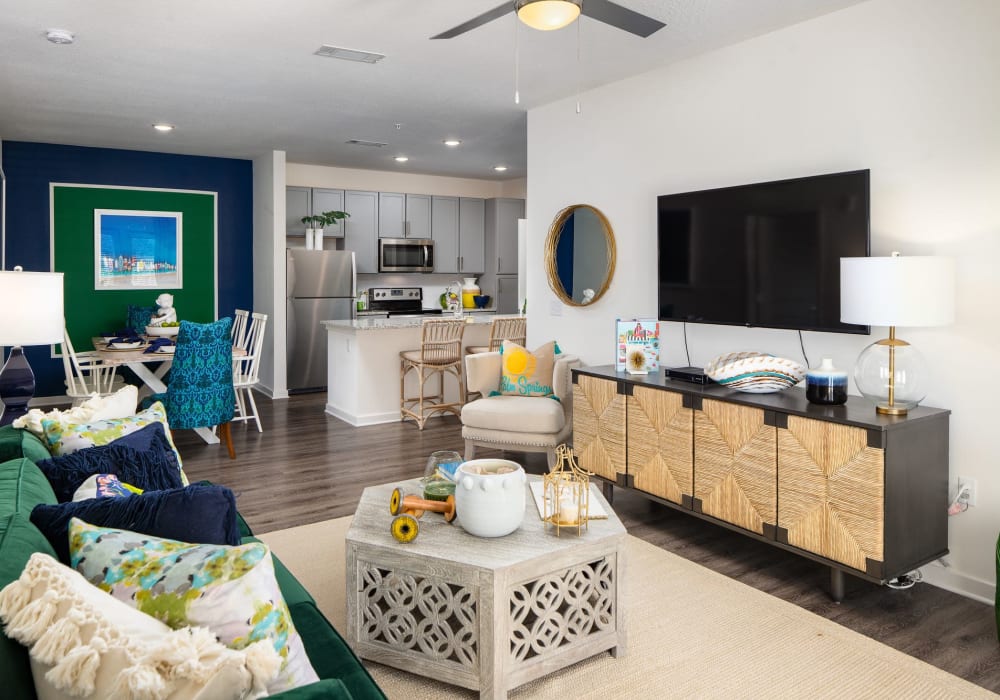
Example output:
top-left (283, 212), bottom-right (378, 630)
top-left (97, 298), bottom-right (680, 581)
top-left (627, 346), bottom-right (648, 373)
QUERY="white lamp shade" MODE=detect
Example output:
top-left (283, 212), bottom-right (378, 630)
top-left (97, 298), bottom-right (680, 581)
top-left (517, 0), bottom-right (581, 31)
top-left (0, 271), bottom-right (65, 346)
top-left (840, 256), bottom-right (955, 327)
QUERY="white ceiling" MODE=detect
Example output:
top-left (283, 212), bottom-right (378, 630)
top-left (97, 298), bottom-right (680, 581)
top-left (0, 1), bottom-right (868, 180)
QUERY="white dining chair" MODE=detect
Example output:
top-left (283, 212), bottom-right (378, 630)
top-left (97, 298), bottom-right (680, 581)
top-left (232, 309), bottom-right (250, 350)
top-left (61, 330), bottom-right (126, 405)
top-left (233, 312), bottom-right (268, 432)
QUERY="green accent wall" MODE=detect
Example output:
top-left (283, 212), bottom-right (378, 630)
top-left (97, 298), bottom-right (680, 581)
top-left (52, 185), bottom-right (216, 349)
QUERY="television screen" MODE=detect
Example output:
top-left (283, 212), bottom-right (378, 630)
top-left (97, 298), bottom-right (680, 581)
top-left (657, 169), bottom-right (870, 334)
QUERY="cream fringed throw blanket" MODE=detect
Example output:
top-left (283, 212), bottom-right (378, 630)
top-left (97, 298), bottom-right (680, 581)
top-left (0, 552), bottom-right (280, 700)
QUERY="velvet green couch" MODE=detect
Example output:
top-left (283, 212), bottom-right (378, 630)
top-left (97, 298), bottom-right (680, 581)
top-left (0, 425), bottom-right (385, 700)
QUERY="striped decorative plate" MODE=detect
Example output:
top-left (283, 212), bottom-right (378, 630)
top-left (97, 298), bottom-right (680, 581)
top-left (705, 352), bottom-right (806, 393)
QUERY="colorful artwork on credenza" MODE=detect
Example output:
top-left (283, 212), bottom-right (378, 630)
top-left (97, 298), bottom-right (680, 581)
top-left (615, 319), bottom-right (659, 374)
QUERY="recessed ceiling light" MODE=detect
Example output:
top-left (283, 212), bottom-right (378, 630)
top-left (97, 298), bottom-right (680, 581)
top-left (152, 124), bottom-right (175, 132)
top-left (493, 165), bottom-right (508, 172)
top-left (443, 139), bottom-right (461, 147)
top-left (45, 29), bottom-right (75, 45)
top-left (394, 156), bottom-right (409, 163)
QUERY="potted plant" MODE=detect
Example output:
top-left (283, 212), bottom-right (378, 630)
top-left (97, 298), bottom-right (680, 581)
top-left (300, 211), bottom-right (349, 249)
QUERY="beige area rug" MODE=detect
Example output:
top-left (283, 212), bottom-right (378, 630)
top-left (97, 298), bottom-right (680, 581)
top-left (260, 518), bottom-right (994, 700)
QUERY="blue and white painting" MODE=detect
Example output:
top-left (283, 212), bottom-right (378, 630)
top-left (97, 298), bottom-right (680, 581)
top-left (94, 209), bottom-right (182, 289)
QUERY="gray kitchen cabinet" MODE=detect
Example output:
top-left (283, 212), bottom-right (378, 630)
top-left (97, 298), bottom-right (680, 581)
top-left (344, 190), bottom-right (379, 273)
top-left (378, 192), bottom-right (405, 238)
top-left (431, 196), bottom-right (460, 273)
top-left (286, 187), bottom-right (311, 237)
top-left (487, 198), bottom-right (524, 274)
top-left (497, 275), bottom-right (519, 314)
top-left (405, 194), bottom-right (432, 239)
top-left (313, 188), bottom-right (346, 238)
top-left (458, 197), bottom-right (485, 274)
top-left (286, 187), bottom-right (346, 238)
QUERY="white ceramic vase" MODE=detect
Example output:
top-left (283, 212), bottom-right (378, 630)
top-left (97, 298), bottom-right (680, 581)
top-left (455, 459), bottom-right (526, 538)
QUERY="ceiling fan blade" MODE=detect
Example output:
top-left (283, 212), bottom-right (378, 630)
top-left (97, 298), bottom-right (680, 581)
top-left (430, 2), bottom-right (513, 39)
top-left (581, 0), bottom-right (666, 38)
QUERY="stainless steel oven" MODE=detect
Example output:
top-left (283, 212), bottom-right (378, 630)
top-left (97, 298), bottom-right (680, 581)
top-left (378, 238), bottom-right (434, 273)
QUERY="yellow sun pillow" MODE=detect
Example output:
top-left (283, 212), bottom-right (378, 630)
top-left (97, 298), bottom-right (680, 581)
top-left (499, 340), bottom-right (559, 397)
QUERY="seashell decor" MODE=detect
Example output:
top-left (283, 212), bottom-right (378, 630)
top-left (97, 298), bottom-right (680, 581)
top-left (704, 351), bottom-right (806, 393)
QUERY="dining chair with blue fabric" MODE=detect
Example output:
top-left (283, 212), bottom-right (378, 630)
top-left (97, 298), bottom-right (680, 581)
top-left (126, 303), bottom-right (157, 336)
top-left (145, 317), bottom-right (237, 459)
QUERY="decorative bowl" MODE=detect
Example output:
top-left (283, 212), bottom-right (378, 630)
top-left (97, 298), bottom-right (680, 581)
top-left (473, 294), bottom-right (491, 309)
top-left (146, 325), bottom-right (179, 337)
top-left (704, 352), bottom-right (806, 393)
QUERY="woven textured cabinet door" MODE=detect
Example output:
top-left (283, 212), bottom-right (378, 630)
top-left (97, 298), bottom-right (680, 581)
top-left (694, 399), bottom-right (776, 535)
top-left (778, 416), bottom-right (885, 572)
top-left (572, 374), bottom-right (625, 483)
top-left (627, 386), bottom-right (692, 504)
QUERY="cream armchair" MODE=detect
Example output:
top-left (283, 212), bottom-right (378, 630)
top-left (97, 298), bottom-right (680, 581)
top-left (461, 351), bottom-right (581, 470)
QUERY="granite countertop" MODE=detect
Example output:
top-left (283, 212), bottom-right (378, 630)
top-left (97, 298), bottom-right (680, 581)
top-left (324, 314), bottom-right (521, 332)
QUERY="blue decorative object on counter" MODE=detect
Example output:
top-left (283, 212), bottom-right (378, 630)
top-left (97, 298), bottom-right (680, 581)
top-left (806, 358), bottom-right (848, 405)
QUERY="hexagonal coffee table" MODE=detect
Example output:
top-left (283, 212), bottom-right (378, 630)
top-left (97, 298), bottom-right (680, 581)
top-left (345, 476), bottom-right (626, 699)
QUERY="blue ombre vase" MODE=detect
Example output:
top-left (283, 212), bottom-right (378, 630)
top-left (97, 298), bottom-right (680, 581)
top-left (806, 358), bottom-right (848, 406)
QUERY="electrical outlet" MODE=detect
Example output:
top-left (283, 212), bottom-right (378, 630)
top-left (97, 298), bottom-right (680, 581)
top-left (958, 476), bottom-right (977, 507)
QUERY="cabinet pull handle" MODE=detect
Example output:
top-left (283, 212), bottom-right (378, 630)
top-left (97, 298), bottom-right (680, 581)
top-left (497, 257), bottom-right (501, 272)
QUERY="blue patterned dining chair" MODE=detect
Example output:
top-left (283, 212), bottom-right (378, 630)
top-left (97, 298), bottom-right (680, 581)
top-left (146, 317), bottom-right (237, 459)
top-left (126, 303), bottom-right (157, 336)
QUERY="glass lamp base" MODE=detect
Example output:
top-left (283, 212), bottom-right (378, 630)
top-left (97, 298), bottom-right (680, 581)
top-left (853, 338), bottom-right (928, 416)
top-left (0, 346), bottom-right (35, 427)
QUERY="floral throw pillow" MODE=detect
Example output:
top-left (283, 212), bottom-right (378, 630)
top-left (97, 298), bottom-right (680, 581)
top-left (499, 340), bottom-right (559, 397)
top-left (69, 518), bottom-right (319, 694)
top-left (41, 400), bottom-right (186, 477)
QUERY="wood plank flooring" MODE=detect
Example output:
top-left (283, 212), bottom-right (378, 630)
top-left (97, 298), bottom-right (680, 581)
top-left (176, 392), bottom-right (1000, 693)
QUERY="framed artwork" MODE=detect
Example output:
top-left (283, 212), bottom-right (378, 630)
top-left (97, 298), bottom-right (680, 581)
top-left (94, 209), bottom-right (183, 290)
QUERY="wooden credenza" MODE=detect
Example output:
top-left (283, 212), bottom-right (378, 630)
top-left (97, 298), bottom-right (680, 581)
top-left (572, 366), bottom-right (950, 598)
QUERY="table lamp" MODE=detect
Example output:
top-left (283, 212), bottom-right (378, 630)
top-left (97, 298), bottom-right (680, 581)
top-left (0, 267), bottom-right (65, 426)
top-left (840, 252), bottom-right (954, 415)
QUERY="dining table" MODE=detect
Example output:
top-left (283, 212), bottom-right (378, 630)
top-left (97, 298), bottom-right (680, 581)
top-left (92, 337), bottom-right (246, 445)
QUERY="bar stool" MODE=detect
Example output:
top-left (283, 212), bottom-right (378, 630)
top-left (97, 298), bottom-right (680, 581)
top-left (400, 318), bottom-right (468, 429)
top-left (465, 316), bottom-right (527, 355)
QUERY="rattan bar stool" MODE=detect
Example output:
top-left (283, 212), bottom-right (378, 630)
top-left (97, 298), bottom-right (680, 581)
top-left (465, 316), bottom-right (526, 355)
top-left (400, 318), bottom-right (468, 429)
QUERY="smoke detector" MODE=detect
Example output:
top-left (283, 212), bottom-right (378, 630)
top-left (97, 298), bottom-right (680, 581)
top-left (45, 29), bottom-right (75, 45)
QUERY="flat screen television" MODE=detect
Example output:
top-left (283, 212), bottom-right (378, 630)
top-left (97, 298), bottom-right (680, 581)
top-left (657, 169), bottom-right (870, 334)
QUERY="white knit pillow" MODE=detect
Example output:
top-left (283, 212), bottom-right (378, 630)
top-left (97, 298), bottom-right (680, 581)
top-left (0, 552), bottom-right (280, 700)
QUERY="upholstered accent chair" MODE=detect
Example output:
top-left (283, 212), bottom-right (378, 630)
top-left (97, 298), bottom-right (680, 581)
top-left (148, 318), bottom-right (236, 459)
top-left (461, 351), bottom-right (580, 469)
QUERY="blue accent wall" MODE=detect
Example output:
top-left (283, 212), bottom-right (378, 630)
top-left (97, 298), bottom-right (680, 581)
top-left (1, 141), bottom-right (253, 396)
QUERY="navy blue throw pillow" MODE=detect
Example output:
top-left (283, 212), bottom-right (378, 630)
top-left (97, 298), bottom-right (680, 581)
top-left (30, 483), bottom-right (240, 563)
top-left (36, 422), bottom-right (183, 502)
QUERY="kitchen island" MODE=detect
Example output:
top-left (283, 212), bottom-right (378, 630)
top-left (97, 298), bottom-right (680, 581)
top-left (323, 314), bottom-right (521, 426)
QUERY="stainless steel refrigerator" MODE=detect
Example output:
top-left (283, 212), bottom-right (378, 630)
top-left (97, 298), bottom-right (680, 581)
top-left (286, 249), bottom-right (356, 393)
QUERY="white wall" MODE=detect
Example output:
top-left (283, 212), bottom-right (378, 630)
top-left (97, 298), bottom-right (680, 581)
top-left (527, 0), bottom-right (1000, 601)
top-left (252, 150), bottom-right (288, 399)
top-left (287, 163), bottom-right (526, 199)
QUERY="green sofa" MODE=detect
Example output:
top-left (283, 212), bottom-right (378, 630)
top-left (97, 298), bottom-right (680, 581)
top-left (0, 425), bottom-right (385, 700)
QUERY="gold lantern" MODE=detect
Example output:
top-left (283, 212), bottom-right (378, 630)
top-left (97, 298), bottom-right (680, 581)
top-left (543, 444), bottom-right (591, 535)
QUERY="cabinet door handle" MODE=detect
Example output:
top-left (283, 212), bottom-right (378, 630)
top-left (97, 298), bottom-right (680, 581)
top-left (497, 257), bottom-right (501, 272)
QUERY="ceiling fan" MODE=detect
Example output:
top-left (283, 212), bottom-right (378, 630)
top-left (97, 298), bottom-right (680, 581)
top-left (431, 0), bottom-right (666, 40)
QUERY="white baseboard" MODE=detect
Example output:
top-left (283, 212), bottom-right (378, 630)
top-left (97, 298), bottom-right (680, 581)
top-left (325, 403), bottom-right (401, 427)
top-left (254, 384), bottom-right (288, 400)
top-left (921, 560), bottom-right (995, 605)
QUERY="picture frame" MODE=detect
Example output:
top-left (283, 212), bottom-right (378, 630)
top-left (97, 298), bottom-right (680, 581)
top-left (94, 209), bottom-right (183, 290)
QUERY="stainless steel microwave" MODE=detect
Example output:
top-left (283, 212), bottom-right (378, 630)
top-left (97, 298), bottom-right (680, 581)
top-left (378, 238), bottom-right (434, 273)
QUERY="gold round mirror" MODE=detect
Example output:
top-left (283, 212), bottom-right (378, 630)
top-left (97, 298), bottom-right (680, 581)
top-left (544, 204), bottom-right (616, 306)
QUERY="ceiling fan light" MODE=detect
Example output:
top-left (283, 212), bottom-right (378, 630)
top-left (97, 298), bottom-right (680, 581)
top-left (517, 0), bottom-right (581, 31)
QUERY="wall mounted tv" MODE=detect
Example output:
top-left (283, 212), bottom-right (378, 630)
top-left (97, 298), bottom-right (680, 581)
top-left (657, 169), bottom-right (870, 335)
